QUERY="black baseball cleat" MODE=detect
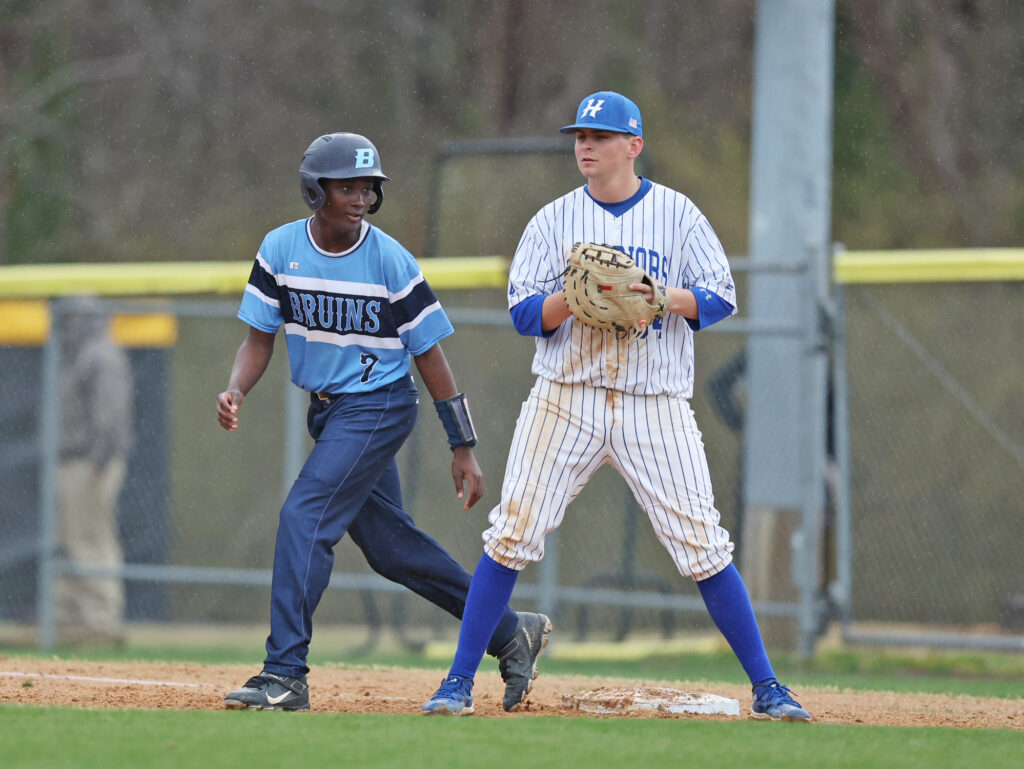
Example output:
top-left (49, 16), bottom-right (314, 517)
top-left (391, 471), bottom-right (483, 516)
top-left (224, 671), bottom-right (310, 711)
top-left (497, 612), bottom-right (552, 712)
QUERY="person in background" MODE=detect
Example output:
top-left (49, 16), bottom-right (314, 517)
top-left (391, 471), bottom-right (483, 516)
top-left (55, 295), bottom-right (133, 646)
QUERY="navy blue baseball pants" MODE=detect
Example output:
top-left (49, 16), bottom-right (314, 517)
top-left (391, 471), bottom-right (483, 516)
top-left (262, 374), bottom-right (519, 677)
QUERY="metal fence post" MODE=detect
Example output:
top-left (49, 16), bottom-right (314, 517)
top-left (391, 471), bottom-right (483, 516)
top-left (831, 275), bottom-right (853, 629)
top-left (536, 531), bottom-right (559, 625)
top-left (283, 379), bottom-right (306, 502)
top-left (35, 298), bottom-right (63, 650)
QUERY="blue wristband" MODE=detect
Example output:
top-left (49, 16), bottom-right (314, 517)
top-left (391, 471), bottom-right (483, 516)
top-left (433, 393), bottom-right (479, 450)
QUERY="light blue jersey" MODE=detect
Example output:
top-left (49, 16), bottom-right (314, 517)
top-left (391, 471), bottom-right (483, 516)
top-left (239, 218), bottom-right (453, 394)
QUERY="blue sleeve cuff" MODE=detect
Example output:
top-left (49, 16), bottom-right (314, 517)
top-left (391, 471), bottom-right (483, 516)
top-left (686, 289), bottom-right (734, 331)
top-left (510, 294), bottom-right (556, 337)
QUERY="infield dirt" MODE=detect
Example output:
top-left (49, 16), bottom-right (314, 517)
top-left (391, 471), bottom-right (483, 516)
top-left (2, 656), bottom-right (1021, 730)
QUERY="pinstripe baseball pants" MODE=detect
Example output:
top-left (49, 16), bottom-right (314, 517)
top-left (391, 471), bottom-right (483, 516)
top-left (484, 377), bottom-right (734, 580)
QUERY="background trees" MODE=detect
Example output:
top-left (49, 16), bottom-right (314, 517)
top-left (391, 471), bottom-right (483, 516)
top-left (2, 0), bottom-right (1021, 265)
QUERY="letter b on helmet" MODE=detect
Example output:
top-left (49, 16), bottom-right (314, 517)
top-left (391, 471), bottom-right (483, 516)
top-left (299, 133), bottom-right (390, 213)
top-left (354, 148), bottom-right (375, 168)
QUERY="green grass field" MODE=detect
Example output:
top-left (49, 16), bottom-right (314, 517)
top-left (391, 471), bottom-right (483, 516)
top-left (2, 630), bottom-right (1022, 769)
top-left (3, 705), bottom-right (1021, 769)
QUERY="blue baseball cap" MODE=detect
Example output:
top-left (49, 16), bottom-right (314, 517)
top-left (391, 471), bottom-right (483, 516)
top-left (559, 91), bottom-right (643, 137)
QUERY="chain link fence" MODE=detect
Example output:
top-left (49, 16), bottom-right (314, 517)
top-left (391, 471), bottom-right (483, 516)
top-left (835, 281), bottom-right (1024, 649)
top-left (2, 275), bottom-right (1022, 653)
top-left (0, 291), bottom-right (756, 649)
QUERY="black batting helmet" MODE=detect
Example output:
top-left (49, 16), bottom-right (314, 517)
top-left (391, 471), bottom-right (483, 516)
top-left (299, 132), bottom-right (390, 214)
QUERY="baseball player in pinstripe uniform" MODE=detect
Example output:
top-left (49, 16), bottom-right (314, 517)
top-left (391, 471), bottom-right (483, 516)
top-left (423, 93), bottom-right (811, 721)
top-left (218, 132), bottom-right (550, 711)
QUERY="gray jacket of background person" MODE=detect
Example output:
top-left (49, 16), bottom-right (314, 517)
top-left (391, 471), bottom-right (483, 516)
top-left (58, 302), bottom-right (133, 466)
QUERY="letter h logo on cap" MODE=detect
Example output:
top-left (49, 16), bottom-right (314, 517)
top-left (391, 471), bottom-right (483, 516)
top-left (560, 91), bottom-right (643, 137)
top-left (581, 99), bottom-right (605, 118)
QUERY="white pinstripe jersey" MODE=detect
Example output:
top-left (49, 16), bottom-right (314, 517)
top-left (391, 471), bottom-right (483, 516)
top-left (508, 182), bottom-right (736, 398)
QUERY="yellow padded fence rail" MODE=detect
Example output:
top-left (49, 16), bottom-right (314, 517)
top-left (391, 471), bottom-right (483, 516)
top-left (0, 256), bottom-right (511, 298)
top-left (0, 257), bottom-right (510, 346)
top-left (1, 250), bottom-right (1022, 300)
top-left (0, 299), bottom-right (178, 347)
top-left (833, 248), bottom-right (1024, 284)
top-left (1, 250), bottom-right (1019, 346)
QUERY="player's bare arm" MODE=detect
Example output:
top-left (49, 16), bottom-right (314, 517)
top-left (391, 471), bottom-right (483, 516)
top-left (628, 283), bottom-right (700, 320)
top-left (216, 327), bottom-right (276, 431)
top-left (540, 291), bottom-right (573, 332)
top-left (413, 343), bottom-right (484, 510)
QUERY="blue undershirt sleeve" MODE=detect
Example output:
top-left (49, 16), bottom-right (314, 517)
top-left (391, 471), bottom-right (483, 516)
top-left (686, 289), bottom-right (735, 331)
top-left (509, 294), bottom-right (556, 337)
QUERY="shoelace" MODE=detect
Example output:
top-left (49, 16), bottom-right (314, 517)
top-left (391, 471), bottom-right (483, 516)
top-left (433, 675), bottom-right (471, 699)
top-left (755, 680), bottom-right (800, 706)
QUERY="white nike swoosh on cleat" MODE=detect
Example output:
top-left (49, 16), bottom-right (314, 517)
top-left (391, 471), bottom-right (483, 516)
top-left (266, 691), bottom-right (295, 705)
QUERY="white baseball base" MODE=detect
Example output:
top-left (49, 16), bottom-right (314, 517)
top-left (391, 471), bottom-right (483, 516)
top-left (562, 686), bottom-right (741, 717)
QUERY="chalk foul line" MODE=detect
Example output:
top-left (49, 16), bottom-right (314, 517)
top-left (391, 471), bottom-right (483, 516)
top-left (0, 670), bottom-right (211, 688)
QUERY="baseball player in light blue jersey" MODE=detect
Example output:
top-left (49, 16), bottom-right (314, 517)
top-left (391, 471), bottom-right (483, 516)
top-left (423, 93), bottom-right (811, 721)
top-left (217, 133), bottom-right (550, 712)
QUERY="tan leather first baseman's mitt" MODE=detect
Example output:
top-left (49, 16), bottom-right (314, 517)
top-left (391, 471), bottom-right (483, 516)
top-left (563, 242), bottom-right (668, 341)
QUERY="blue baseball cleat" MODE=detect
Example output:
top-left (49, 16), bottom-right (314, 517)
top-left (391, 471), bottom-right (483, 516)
top-left (422, 674), bottom-right (474, 715)
top-left (751, 679), bottom-right (812, 722)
